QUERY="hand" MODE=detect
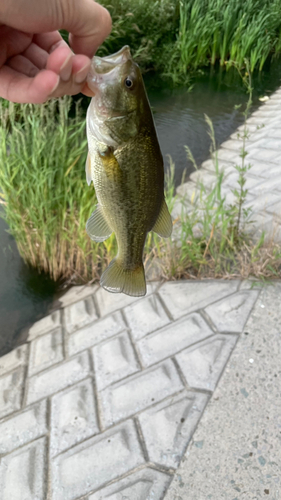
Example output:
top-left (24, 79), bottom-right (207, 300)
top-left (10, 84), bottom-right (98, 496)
top-left (0, 0), bottom-right (111, 103)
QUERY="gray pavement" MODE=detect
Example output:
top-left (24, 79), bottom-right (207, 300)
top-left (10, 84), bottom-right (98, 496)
top-left (0, 279), bottom-right (264, 499)
top-left (165, 283), bottom-right (281, 500)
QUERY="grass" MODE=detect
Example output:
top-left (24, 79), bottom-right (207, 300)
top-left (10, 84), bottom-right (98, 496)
top-left (0, 97), bottom-right (105, 282)
top-left (90, 0), bottom-right (281, 84)
top-left (1, 72), bottom-right (280, 286)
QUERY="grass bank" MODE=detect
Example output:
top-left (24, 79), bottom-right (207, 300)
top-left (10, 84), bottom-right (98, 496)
top-left (97, 0), bottom-right (281, 83)
top-left (0, 95), bottom-right (280, 285)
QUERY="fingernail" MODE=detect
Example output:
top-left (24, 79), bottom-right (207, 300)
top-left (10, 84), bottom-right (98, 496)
top-left (50, 75), bottom-right (60, 94)
top-left (74, 63), bottom-right (90, 84)
top-left (60, 53), bottom-right (72, 81)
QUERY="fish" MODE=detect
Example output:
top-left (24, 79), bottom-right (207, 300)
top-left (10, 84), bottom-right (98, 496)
top-left (85, 45), bottom-right (172, 297)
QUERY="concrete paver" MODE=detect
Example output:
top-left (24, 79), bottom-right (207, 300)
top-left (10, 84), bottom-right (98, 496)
top-left (165, 284), bottom-right (281, 500)
top-left (0, 279), bottom-right (264, 499)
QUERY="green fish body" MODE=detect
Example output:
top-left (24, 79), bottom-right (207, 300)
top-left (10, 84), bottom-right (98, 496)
top-left (86, 46), bottom-right (172, 297)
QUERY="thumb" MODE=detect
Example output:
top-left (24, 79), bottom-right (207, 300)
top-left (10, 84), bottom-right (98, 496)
top-left (65, 0), bottom-right (112, 58)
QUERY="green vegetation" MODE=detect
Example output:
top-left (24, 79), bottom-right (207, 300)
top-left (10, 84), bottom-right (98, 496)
top-left (0, 97), bottom-right (102, 281)
top-left (97, 0), bottom-right (281, 82)
top-left (1, 88), bottom-right (280, 285)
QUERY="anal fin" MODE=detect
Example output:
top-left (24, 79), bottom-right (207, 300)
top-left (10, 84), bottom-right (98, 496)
top-left (86, 204), bottom-right (112, 242)
top-left (152, 199), bottom-right (173, 238)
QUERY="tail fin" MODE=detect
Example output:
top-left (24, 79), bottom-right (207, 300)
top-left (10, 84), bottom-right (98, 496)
top-left (100, 259), bottom-right (146, 297)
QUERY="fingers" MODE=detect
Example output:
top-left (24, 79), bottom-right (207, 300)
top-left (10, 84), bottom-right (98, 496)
top-left (81, 82), bottom-right (95, 97)
top-left (49, 55), bottom-right (91, 98)
top-left (6, 54), bottom-right (40, 78)
top-left (33, 32), bottom-right (69, 54)
top-left (65, 0), bottom-right (112, 58)
top-left (0, 66), bottom-right (59, 103)
top-left (0, 39), bottom-right (91, 103)
top-left (46, 45), bottom-right (91, 94)
top-left (22, 43), bottom-right (49, 70)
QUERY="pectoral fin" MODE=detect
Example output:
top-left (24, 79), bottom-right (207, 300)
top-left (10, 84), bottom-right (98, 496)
top-left (85, 152), bottom-right (92, 186)
top-left (152, 199), bottom-right (173, 238)
top-left (98, 146), bottom-right (122, 182)
top-left (86, 204), bottom-right (113, 242)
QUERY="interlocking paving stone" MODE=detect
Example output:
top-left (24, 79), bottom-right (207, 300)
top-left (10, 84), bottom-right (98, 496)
top-left (137, 313), bottom-right (213, 367)
top-left (244, 191), bottom-right (280, 212)
top-left (57, 284), bottom-right (98, 308)
top-left (266, 199), bottom-right (281, 219)
top-left (124, 294), bottom-right (170, 341)
top-left (92, 331), bottom-right (139, 391)
top-left (0, 345), bottom-right (28, 377)
top-left (204, 290), bottom-right (259, 333)
top-left (50, 378), bottom-right (99, 457)
top-left (67, 311), bottom-right (126, 357)
top-left (27, 311), bottom-right (61, 341)
top-left (88, 468), bottom-right (172, 500)
top-left (176, 334), bottom-right (237, 391)
top-left (250, 175), bottom-right (281, 194)
top-left (95, 286), bottom-right (141, 317)
top-left (28, 328), bottom-right (64, 376)
top-left (26, 352), bottom-right (90, 405)
top-left (64, 296), bottom-right (98, 334)
top-left (138, 391), bottom-right (209, 468)
top-left (51, 420), bottom-right (145, 500)
top-left (100, 360), bottom-right (183, 427)
top-left (0, 437), bottom-right (46, 500)
top-left (0, 400), bottom-right (47, 455)
top-left (0, 367), bottom-right (24, 419)
top-left (159, 280), bottom-right (239, 319)
top-left (250, 137), bottom-right (281, 150)
top-left (247, 147), bottom-right (281, 163)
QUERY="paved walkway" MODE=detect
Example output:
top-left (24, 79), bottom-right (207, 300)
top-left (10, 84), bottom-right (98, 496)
top-left (0, 87), bottom-right (281, 500)
top-left (0, 279), bottom-right (263, 499)
top-left (175, 88), bottom-right (281, 243)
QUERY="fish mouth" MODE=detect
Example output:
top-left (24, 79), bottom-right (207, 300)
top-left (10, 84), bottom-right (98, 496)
top-left (87, 46), bottom-right (132, 93)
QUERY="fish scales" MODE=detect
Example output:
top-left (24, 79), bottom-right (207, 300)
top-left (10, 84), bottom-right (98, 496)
top-left (86, 46), bottom-right (172, 297)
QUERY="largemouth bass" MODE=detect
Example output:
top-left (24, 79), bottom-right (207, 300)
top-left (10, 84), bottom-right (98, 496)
top-left (86, 46), bottom-right (172, 297)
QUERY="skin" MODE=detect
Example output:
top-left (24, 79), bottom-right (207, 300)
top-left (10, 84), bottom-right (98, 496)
top-left (0, 0), bottom-right (111, 103)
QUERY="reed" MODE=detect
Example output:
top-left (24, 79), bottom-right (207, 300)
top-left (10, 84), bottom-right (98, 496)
top-left (97, 0), bottom-right (281, 82)
top-left (0, 97), bottom-right (110, 282)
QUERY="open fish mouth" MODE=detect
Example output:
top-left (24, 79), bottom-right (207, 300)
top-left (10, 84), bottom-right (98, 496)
top-left (87, 46), bottom-right (132, 93)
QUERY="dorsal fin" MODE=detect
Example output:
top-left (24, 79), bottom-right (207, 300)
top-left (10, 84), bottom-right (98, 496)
top-left (152, 199), bottom-right (173, 238)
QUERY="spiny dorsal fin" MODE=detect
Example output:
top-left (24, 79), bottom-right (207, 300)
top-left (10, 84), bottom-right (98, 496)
top-left (152, 199), bottom-right (173, 238)
top-left (85, 152), bottom-right (92, 186)
top-left (86, 205), bottom-right (112, 242)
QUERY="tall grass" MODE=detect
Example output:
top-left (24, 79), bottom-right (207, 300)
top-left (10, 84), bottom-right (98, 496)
top-left (0, 97), bottom-right (107, 282)
top-left (95, 0), bottom-right (281, 83)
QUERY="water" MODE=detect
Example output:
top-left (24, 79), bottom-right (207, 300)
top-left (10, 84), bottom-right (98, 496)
top-left (1, 62), bottom-right (281, 354)
top-left (149, 62), bottom-right (281, 185)
top-left (0, 215), bottom-right (57, 355)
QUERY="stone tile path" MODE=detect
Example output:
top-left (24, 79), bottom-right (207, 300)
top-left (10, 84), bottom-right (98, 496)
top-left (0, 279), bottom-right (260, 500)
top-left (175, 88), bottom-right (281, 243)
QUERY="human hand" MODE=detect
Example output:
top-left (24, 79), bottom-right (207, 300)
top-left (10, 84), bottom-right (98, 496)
top-left (0, 0), bottom-right (111, 103)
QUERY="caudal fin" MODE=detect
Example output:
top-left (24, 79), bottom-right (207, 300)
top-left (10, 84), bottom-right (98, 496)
top-left (100, 259), bottom-right (146, 297)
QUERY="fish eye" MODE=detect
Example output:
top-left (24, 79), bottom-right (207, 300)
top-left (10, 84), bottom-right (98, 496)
top-left (124, 77), bottom-right (134, 89)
